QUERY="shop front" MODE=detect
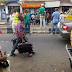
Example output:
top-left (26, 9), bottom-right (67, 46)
top-left (45, 1), bottom-right (60, 15)
top-left (22, 3), bottom-right (44, 18)
top-left (0, 1), bottom-right (6, 21)
top-left (5, 0), bottom-right (22, 14)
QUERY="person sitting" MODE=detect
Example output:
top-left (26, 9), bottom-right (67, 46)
top-left (31, 13), bottom-right (35, 25)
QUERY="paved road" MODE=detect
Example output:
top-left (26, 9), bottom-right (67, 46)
top-left (0, 34), bottom-right (71, 72)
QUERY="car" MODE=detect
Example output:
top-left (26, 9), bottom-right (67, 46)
top-left (59, 20), bottom-right (72, 39)
top-left (64, 10), bottom-right (72, 21)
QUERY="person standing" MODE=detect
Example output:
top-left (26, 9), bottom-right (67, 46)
top-left (23, 10), bottom-right (31, 35)
top-left (12, 8), bottom-right (19, 34)
top-left (59, 11), bottom-right (64, 22)
top-left (51, 8), bottom-right (60, 35)
top-left (6, 14), bottom-right (10, 25)
top-left (39, 4), bottom-right (46, 29)
top-left (9, 13), bottom-right (13, 26)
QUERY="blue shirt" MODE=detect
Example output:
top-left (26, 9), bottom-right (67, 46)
top-left (52, 11), bottom-right (60, 24)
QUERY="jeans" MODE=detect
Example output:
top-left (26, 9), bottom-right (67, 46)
top-left (25, 23), bottom-right (30, 34)
top-left (11, 36), bottom-right (28, 54)
top-left (51, 23), bottom-right (58, 34)
top-left (11, 37), bottom-right (22, 54)
top-left (12, 22), bottom-right (17, 33)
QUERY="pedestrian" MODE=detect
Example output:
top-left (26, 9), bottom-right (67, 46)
top-left (23, 10), bottom-right (31, 35)
top-left (6, 14), bottom-right (10, 25)
top-left (12, 8), bottom-right (19, 35)
top-left (0, 46), bottom-right (7, 72)
top-left (36, 11), bottom-right (40, 25)
top-left (9, 13), bottom-right (13, 26)
top-left (31, 13), bottom-right (35, 25)
top-left (10, 15), bottom-right (25, 56)
top-left (59, 11), bottom-right (64, 22)
top-left (47, 11), bottom-right (50, 24)
top-left (39, 4), bottom-right (46, 29)
top-left (51, 8), bottom-right (60, 35)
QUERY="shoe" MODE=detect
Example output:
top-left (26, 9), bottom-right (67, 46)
top-left (55, 33), bottom-right (57, 35)
top-left (31, 51), bottom-right (35, 54)
top-left (29, 53), bottom-right (33, 57)
top-left (13, 33), bottom-right (15, 35)
top-left (29, 33), bottom-right (31, 35)
top-left (50, 33), bottom-right (53, 35)
top-left (10, 53), bottom-right (16, 56)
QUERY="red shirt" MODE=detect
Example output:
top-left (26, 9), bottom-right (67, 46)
top-left (15, 20), bottom-right (24, 38)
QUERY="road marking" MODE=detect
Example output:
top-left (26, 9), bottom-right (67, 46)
top-left (0, 41), bottom-right (10, 42)
top-left (1, 41), bottom-right (4, 42)
top-left (6, 41), bottom-right (9, 42)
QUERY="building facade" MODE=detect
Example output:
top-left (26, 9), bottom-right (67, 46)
top-left (0, 0), bottom-right (6, 21)
top-left (5, 0), bottom-right (22, 14)
top-left (59, 0), bottom-right (72, 12)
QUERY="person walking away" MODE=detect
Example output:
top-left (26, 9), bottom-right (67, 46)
top-left (12, 9), bottom-right (19, 35)
top-left (39, 4), bottom-right (46, 29)
top-left (51, 8), bottom-right (60, 35)
top-left (23, 10), bottom-right (31, 35)
top-left (10, 15), bottom-right (25, 56)
top-left (9, 13), bottom-right (13, 26)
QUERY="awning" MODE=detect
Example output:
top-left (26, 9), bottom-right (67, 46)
top-left (45, 1), bottom-right (60, 8)
top-left (5, 0), bottom-right (19, 4)
top-left (22, 3), bottom-right (44, 8)
top-left (60, 3), bottom-right (72, 6)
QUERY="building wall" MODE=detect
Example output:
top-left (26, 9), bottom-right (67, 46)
top-left (21, 0), bottom-right (58, 1)
top-left (59, 0), bottom-right (70, 3)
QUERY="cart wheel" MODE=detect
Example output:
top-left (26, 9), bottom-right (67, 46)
top-left (69, 58), bottom-right (72, 69)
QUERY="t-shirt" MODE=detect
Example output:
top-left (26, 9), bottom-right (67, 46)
top-left (9, 14), bottom-right (13, 21)
top-left (39, 7), bottom-right (45, 16)
top-left (59, 14), bottom-right (64, 22)
top-left (31, 15), bottom-right (35, 19)
top-left (52, 11), bottom-right (60, 24)
top-left (23, 13), bottom-right (30, 23)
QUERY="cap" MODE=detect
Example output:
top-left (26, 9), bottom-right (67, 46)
top-left (41, 4), bottom-right (44, 6)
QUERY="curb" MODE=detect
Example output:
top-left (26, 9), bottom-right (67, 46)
top-left (0, 27), bottom-right (59, 34)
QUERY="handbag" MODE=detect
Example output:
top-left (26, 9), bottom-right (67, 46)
top-left (0, 60), bottom-right (9, 69)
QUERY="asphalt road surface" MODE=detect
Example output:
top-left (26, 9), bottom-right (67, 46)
top-left (0, 34), bottom-right (71, 72)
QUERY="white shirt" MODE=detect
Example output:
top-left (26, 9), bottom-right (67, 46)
top-left (59, 14), bottom-right (64, 22)
top-left (9, 14), bottom-right (13, 21)
top-left (31, 15), bottom-right (35, 19)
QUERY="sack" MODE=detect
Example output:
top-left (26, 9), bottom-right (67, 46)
top-left (0, 60), bottom-right (9, 69)
top-left (57, 22), bottom-right (60, 28)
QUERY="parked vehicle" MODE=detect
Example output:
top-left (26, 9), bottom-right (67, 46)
top-left (64, 10), bottom-right (72, 21)
top-left (59, 20), bottom-right (72, 39)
